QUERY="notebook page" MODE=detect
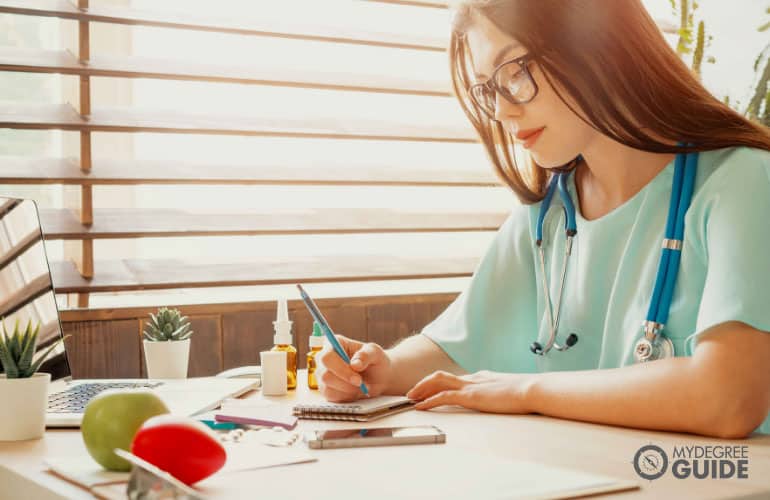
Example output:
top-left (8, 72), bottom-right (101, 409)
top-left (294, 395), bottom-right (414, 415)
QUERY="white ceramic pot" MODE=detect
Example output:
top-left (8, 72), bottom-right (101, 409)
top-left (0, 372), bottom-right (51, 441)
top-left (143, 339), bottom-right (190, 379)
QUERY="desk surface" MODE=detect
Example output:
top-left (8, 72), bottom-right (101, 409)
top-left (1, 371), bottom-right (769, 500)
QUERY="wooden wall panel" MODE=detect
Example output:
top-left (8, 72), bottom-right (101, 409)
top-left (429, 298), bottom-right (454, 319)
top-left (221, 310), bottom-right (275, 370)
top-left (63, 319), bottom-right (140, 378)
top-left (292, 303), bottom-right (367, 369)
top-left (366, 297), bottom-right (454, 349)
top-left (62, 294), bottom-right (460, 378)
top-left (187, 315), bottom-right (222, 376)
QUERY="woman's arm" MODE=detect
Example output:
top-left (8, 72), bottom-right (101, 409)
top-left (529, 322), bottom-right (770, 438)
top-left (409, 321), bottom-right (770, 439)
top-left (384, 334), bottom-right (467, 395)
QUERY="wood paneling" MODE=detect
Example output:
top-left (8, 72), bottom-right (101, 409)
top-left (221, 310), bottom-right (276, 370)
top-left (292, 303), bottom-right (368, 369)
top-left (367, 297), bottom-right (454, 348)
top-left (62, 294), bottom-right (458, 378)
top-left (186, 315), bottom-right (222, 377)
top-left (63, 319), bottom-right (140, 378)
top-left (429, 298), bottom-right (454, 319)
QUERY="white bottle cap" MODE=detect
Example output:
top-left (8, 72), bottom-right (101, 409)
top-left (309, 321), bottom-right (325, 348)
top-left (273, 298), bottom-right (293, 345)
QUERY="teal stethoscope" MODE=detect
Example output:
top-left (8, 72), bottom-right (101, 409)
top-left (530, 148), bottom-right (699, 363)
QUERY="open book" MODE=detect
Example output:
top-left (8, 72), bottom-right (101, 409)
top-left (292, 395), bottom-right (415, 421)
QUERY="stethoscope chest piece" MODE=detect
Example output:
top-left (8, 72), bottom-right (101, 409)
top-left (633, 335), bottom-right (674, 363)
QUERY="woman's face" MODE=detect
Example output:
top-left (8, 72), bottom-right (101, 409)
top-left (465, 14), bottom-right (595, 168)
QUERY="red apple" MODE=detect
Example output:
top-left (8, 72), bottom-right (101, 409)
top-left (131, 414), bottom-right (226, 485)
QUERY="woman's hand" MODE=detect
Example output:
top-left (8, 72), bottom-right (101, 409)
top-left (316, 335), bottom-right (392, 402)
top-left (406, 370), bottom-right (536, 414)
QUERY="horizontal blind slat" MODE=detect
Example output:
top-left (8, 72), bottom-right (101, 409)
top-left (0, 230), bottom-right (42, 271)
top-left (39, 208), bottom-right (507, 239)
top-left (0, 0), bottom-right (447, 51)
top-left (0, 273), bottom-right (53, 318)
top-left (0, 156), bottom-right (499, 186)
top-left (0, 103), bottom-right (478, 143)
top-left (49, 256), bottom-right (479, 293)
top-left (364, 0), bottom-right (449, 8)
top-left (0, 47), bottom-right (452, 96)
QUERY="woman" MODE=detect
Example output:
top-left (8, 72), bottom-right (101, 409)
top-left (316, 0), bottom-right (770, 438)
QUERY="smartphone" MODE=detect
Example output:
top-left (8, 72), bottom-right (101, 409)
top-left (305, 425), bottom-right (446, 449)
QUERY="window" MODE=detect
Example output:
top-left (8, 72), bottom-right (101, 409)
top-left (0, 0), bottom-right (762, 311)
top-left (0, 0), bottom-right (511, 310)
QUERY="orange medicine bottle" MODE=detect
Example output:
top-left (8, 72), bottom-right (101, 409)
top-left (307, 322), bottom-right (324, 390)
top-left (270, 298), bottom-right (297, 390)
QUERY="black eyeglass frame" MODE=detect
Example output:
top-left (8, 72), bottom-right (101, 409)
top-left (469, 53), bottom-right (539, 120)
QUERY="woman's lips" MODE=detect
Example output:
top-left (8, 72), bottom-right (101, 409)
top-left (520, 127), bottom-right (545, 149)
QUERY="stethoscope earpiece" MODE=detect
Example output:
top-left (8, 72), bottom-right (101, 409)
top-left (530, 342), bottom-right (543, 355)
top-left (565, 333), bottom-right (578, 348)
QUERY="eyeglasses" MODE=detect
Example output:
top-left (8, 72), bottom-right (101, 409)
top-left (469, 54), bottom-right (539, 120)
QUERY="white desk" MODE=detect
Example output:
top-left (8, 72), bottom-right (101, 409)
top-left (1, 371), bottom-right (769, 499)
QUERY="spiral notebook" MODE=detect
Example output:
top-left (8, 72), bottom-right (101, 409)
top-left (292, 395), bottom-right (416, 421)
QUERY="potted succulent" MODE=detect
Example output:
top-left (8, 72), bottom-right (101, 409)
top-left (0, 318), bottom-right (65, 441)
top-left (142, 308), bottom-right (193, 379)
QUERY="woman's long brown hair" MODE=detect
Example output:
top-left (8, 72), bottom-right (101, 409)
top-left (449, 0), bottom-right (770, 204)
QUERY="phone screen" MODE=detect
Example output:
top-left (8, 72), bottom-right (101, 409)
top-left (316, 425), bottom-right (442, 440)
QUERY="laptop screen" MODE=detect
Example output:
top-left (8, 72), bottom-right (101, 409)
top-left (0, 197), bottom-right (71, 381)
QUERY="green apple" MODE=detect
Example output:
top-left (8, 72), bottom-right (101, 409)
top-left (81, 390), bottom-right (170, 471)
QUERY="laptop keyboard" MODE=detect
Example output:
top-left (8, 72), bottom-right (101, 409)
top-left (48, 382), bottom-right (164, 413)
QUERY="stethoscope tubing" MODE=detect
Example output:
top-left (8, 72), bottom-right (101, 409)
top-left (535, 171), bottom-right (577, 355)
top-left (646, 150), bottom-right (698, 330)
top-left (533, 147), bottom-right (698, 358)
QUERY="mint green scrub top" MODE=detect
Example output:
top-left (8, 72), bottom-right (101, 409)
top-left (421, 147), bottom-right (770, 434)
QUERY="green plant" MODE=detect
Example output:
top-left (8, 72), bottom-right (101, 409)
top-left (143, 308), bottom-right (193, 342)
top-left (0, 318), bottom-right (64, 379)
top-left (670, 0), bottom-right (770, 126)
top-left (670, 0), bottom-right (715, 80)
top-left (745, 7), bottom-right (770, 127)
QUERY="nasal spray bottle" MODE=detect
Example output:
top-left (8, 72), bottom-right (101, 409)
top-left (306, 322), bottom-right (324, 390)
top-left (271, 298), bottom-right (297, 390)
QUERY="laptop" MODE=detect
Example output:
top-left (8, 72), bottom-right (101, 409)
top-left (0, 196), bottom-right (258, 427)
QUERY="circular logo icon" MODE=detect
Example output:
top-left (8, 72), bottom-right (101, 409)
top-left (633, 444), bottom-right (668, 480)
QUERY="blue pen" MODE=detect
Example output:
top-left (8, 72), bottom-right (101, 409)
top-left (296, 284), bottom-right (369, 396)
